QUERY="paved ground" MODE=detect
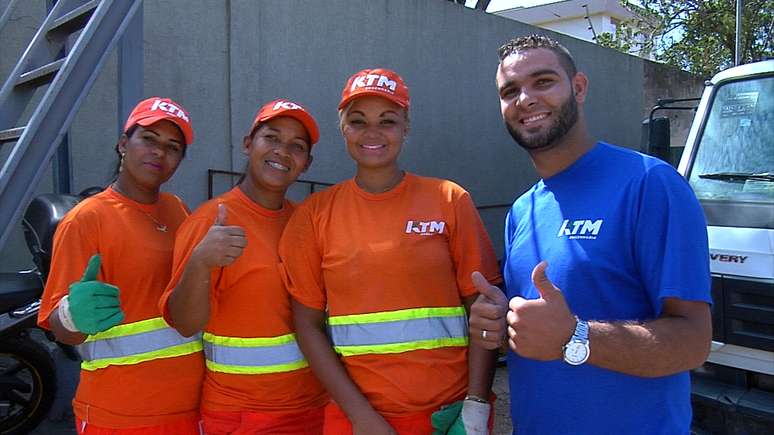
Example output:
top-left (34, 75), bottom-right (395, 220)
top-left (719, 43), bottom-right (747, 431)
top-left (28, 331), bottom-right (78, 435)
top-left (492, 365), bottom-right (513, 435)
top-left (30, 414), bottom-right (75, 434)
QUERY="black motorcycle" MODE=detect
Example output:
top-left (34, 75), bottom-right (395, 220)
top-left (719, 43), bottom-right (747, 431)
top-left (0, 193), bottom-right (82, 434)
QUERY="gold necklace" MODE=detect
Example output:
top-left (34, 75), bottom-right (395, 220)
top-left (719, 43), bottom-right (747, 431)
top-left (111, 183), bottom-right (168, 232)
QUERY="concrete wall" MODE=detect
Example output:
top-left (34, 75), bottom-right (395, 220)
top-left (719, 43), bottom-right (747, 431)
top-left (1, 0), bottom-right (649, 272)
top-left (642, 60), bottom-right (706, 152)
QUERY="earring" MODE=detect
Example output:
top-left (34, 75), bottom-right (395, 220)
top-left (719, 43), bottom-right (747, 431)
top-left (119, 152), bottom-right (126, 172)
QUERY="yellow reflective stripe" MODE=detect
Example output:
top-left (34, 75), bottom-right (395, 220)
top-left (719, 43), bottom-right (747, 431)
top-left (335, 337), bottom-right (468, 357)
top-left (84, 317), bottom-right (168, 342)
top-left (327, 307), bottom-right (466, 325)
top-left (202, 332), bottom-right (297, 347)
top-left (80, 340), bottom-right (202, 371)
top-left (205, 359), bottom-right (308, 375)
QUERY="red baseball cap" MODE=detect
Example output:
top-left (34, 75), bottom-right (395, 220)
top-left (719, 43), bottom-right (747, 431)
top-left (124, 97), bottom-right (194, 145)
top-left (251, 99), bottom-right (320, 145)
top-left (338, 68), bottom-right (410, 110)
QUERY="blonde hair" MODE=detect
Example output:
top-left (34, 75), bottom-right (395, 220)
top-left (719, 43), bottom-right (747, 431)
top-left (337, 101), bottom-right (356, 132)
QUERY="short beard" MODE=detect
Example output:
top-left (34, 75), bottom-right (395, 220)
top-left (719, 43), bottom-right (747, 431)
top-left (506, 92), bottom-right (579, 152)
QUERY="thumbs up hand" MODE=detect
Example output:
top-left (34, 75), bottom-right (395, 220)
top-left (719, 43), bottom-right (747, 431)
top-left (505, 261), bottom-right (576, 360)
top-left (67, 254), bottom-right (125, 335)
top-left (469, 271), bottom-right (509, 350)
top-left (192, 203), bottom-right (247, 268)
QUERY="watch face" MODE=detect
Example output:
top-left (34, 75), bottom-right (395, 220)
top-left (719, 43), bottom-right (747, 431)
top-left (564, 341), bottom-right (589, 365)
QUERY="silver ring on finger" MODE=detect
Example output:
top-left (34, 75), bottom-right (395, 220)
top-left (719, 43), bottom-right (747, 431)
top-left (481, 329), bottom-right (488, 340)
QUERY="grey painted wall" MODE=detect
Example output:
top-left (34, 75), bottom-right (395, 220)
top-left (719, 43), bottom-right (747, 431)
top-left (0, 0), bottom-right (56, 272)
top-left (2, 0), bottom-right (649, 272)
top-left (643, 60), bottom-right (705, 152)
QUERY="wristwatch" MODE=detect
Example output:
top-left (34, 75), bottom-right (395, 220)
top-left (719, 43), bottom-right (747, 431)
top-left (563, 316), bottom-right (590, 365)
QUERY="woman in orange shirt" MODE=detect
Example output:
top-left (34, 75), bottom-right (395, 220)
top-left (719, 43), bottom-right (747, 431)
top-left (161, 99), bottom-right (327, 434)
top-left (279, 69), bottom-right (502, 435)
top-left (38, 97), bottom-right (204, 434)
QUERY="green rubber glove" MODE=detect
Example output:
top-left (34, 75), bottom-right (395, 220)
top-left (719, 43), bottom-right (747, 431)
top-left (67, 254), bottom-right (125, 335)
top-left (431, 401), bottom-right (463, 435)
top-left (432, 399), bottom-right (490, 435)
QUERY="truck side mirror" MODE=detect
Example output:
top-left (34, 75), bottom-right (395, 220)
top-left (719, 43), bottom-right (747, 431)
top-left (641, 116), bottom-right (671, 163)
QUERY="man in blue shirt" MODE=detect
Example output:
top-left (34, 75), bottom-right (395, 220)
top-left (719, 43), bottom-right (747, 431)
top-left (469, 34), bottom-right (712, 434)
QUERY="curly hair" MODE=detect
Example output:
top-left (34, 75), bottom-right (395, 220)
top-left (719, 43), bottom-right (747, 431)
top-left (497, 34), bottom-right (577, 79)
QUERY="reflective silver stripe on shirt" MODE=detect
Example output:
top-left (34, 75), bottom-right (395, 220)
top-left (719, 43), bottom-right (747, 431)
top-left (77, 328), bottom-right (201, 361)
top-left (203, 340), bottom-right (305, 367)
top-left (328, 315), bottom-right (468, 346)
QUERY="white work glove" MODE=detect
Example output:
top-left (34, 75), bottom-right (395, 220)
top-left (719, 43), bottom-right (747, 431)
top-left (458, 399), bottom-right (490, 435)
top-left (431, 397), bottom-right (490, 435)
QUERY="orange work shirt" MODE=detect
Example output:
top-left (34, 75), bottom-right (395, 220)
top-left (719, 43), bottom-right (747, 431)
top-left (279, 173), bottom-right (502, 416)
top-left (38, 187), bottom-right (204, 429)
top-left (160, 187), bottom-right (327, 414)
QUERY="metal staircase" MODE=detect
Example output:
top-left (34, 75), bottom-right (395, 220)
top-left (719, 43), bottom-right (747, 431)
top-left (0, 0), bottom-right (142, 249)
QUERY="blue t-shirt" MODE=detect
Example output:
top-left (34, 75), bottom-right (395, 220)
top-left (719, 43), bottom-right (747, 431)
top-left (504, 142), bottom-right (711, 435)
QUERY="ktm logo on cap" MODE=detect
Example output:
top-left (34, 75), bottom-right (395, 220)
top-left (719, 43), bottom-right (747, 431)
top-left (273, 101), bottom-right (302, 111)
top-left (150, 99), bottom-right (190, 122)
top-left (351, 74), bottom-right (397, 94)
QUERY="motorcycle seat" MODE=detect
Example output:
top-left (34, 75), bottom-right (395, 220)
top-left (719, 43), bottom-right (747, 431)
top-left (0, 272), bottom-right (42, 312)
top-left (22, 194), bottom-right (81, 279)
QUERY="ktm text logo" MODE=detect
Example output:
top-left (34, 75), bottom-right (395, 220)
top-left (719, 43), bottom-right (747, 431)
top-left (150, 99), bottom-right (189, 122)
top-left (557, 219), bottom-right (603, 240)
top-left (405, 220), bottom-right (445, 236)
top-left (273, 101), bottom-right (302, 111)
top-left (351, 74), bottom-right (397, 93)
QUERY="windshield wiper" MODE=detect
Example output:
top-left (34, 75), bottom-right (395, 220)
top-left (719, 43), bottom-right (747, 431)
top-left (698, 171), bottom-right (774, 182)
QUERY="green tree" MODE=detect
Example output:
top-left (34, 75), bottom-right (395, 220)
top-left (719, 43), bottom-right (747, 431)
top-left (597, 0), bottom-right (774, 77)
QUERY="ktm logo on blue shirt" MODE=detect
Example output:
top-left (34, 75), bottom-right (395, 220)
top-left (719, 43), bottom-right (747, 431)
top-left (557, 219), bottom-right (603, 240)
top-left (405, 220), bottom-right (445, 236)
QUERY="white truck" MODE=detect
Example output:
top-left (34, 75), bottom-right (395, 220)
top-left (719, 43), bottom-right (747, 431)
top-left (669, 59), bottom-right (773, 434)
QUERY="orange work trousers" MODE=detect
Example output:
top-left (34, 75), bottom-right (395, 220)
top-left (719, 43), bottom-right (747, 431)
top-left (322, 397), bottom-right (496, 435)
top-left (323, 402), bottom-right (434, 435)
top-left (75, 415), bottom-right (201, 435)
top-left (201, 406), bottom-right (324, 435)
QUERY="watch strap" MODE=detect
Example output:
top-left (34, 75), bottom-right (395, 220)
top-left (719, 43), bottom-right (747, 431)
top-left (563, 316), bottom-right (590, 365)
top-left (574, 317), bottom-right (589, 342)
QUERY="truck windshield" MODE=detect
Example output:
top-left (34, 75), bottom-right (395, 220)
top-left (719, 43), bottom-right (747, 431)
top-left (688, 76), bottom-right (774, 205)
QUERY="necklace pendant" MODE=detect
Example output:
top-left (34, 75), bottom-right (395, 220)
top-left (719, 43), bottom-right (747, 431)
top-left (156, 225), bottom-right (168, 233)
